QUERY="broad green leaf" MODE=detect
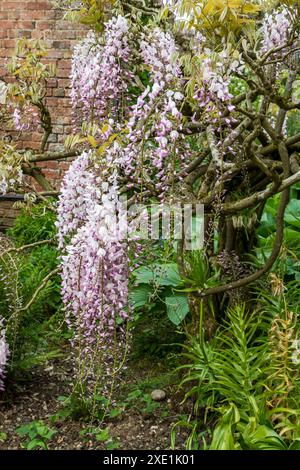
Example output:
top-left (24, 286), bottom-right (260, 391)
top-left (210, 404), bottom-right (240, 450)
top-left (133, 263), bottom-right (182, 287)
top-left (285, 199), bottom-right (300, 229)
top-left (289, 439), bottom-right (300, 450)
top-left (129, 285), bottom-right (152, 309)
top-left (26, 439), bottom-right (47, 450)
top-left (96, 427), bottom-right (110, 442)
top-left (242, 425), bottom-right (287, 451)
top-left (165, 294), bottom-right (189, 325)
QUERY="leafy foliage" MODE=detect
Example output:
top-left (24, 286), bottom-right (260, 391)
top-left (176, 297), bottom-right (300, 449)
top-left (16, 421), bottom-right (56, 450)
top-left (0, 205), bottom-right (63, 373)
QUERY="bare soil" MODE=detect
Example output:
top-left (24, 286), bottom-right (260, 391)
top-left (0, 355), bottom-right (191, 450)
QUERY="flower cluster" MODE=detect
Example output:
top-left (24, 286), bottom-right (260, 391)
top-left (0, 145), bottom-right (23, 195)
top-left (194, 48), bottom-right (241, 122)
top-left (57, 149), bottom-right (129, 367)
top-left (55, 151), bottom-right (101, 249)
top-left (61, 180), bottom-right (128, 352)
top-left (12, 105), bottom-right (39, 132)
top-left (261, 8), bottom-right (291, 53)
top-left (0, 318), bottom-right (9, 392)
top-left (122, 28), bottom-right (188, 199)
top-left (70, 15), bottom-right (131, 127)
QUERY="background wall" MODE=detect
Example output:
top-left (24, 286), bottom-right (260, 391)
top-left (0, 0), bottom-right (87, 229)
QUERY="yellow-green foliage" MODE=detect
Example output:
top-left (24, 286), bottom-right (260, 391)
top-left (55, 0), bottom-right (117, 31)
top-left (162, 0), bottom-right (262, 35)
top-left (7, 39), bottom-right (56, 107)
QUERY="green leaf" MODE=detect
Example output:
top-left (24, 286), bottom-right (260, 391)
top-left (285, 199), bottom-right (300, 229)
top-left (26, 439), bottom-right (47, 450)
top-left (289, 439), bottom-right (300, 450)
top-left (210, 405), bottom-right (240, 450)
top-left (129, 285), bottom-right (152, 309)
top-left (242, 425), bottom-right (287, 450)
top-left (106, 440), bottom-right (120, 450)
top-left (16, 424), bottom-right (32, 437)
top-left (165, 294), bottom-right (189, 325)
top-left (95, 427), bottom-right (110, 442)
top-left (133, 263), bottom-right (182, 287)
top-left (109, 408), bottom-right (123, 419)
top-left (87, 135), bottom-right (97, 148)
top-left (35, 423), bottom-right (51, 438)
top-left (0, 432), bottom-right (7, 443)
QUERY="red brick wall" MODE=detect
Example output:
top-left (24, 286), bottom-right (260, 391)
top-left (0, 0), bottom-right (87, 229)
top-left (0, 199), bottom-right (21, 230)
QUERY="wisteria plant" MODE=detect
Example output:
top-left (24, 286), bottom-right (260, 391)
top-left (0, 0), bottom-right (300, 402)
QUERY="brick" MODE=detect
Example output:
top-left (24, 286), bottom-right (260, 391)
top-left (57, 59), bottom-right (70, 68)
top-left (55, 21), bottom-right (81, 31)
top-left (53, 88), bottom-right (65, 97)
top-left (27, 1), bottom-right (52, 10)
top-left (8, 30), bottom-right (21, 39)
top-left (3, 39), bottom-right (16, 47)
top-left (46, 78), bottom-right (57, 87)
top-left (36, 20), bottom-right (55, 29)
top-left (31, 30), bottom-right (45, 39)
top-left (21, 10), bottom-right (56, 21)
top-left (55, 30), bottom-right (77, 40)
top-left (47, 49), bottom-right (64, 59)
top-left (53, 40), bottom-right (70, 49)
top-left (57, 78), bottom-right (70, 88)
top-left (55, 116), bottom-right (71, 125)
top-left (7, 11), bottom-right (22, 20)
top-left (2, 2), bottom-right (26, 10)
top-left (52, 125), bottom-right (64, 134)
top-left (40, 160), bottom-right (59, 170)
top-left (0, 218), bottom-right (15, 227)
top-left (47, 143), bottom-right (64, 152)
top-left (46, 97), bottom-right (59, 107)
top-left (0, 201), bottom-right (14, 209)
top-left (0, 48), bottom-right (14, 57)
top-left (56, 68), bottom-right (70, 78)
top-left (18, 21), bottom-right (36, 29)
top-left (0, 20), bottom-right (17, 29)
top-left (47, 134), bottom-right (58, 143)
top-left (6, 209), bottom-right (20, 218)
top-left (63, 50), bottom-right (72, 59)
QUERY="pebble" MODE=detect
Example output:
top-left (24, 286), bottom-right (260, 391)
top-left (151, 390), bottom-right (166, 401)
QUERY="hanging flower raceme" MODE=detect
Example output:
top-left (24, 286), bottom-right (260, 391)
top-left (261, 8), bottom-right (292, 53)
top-left (70, 31), bottom-right (102, 125)
top-left (55, 151), bottom-right (101, 249)
top-left (57, 149), bottom-right (130, 369)
top-left (70, 15), bottom-right (131, 127)
top-left (122, 28), bottom-right (189, 199)
top-left (61, 181), bottom-right (129, 353)
top-left (193, 44), bottom-right (243, 125)
top-left (0, 318), bottom-right (9, 392)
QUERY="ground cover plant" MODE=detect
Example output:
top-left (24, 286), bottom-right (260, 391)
top-left (0, 0), bottom-right (300, 451)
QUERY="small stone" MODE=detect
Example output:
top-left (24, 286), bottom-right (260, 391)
top-left (151, 389), bottom-right (166, 401)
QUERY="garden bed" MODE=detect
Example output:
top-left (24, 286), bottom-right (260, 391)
top-left (0, 353), bottom-right (191, 450)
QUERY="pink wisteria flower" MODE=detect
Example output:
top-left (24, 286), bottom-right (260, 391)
top-left (70, 15), bottom-right (131, 127)
top-left (261, 8), bottom-right (291, 53)
top-left (0, 318), bottom-right (9, 392)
